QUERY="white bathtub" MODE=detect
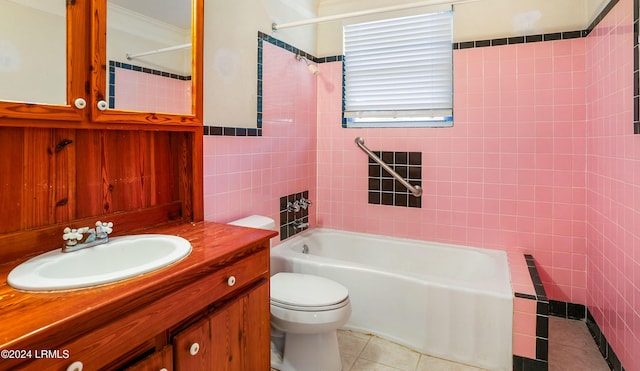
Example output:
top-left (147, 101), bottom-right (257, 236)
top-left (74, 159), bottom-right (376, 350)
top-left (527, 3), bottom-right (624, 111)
top-left (270, 228), bottom-right (513, 370)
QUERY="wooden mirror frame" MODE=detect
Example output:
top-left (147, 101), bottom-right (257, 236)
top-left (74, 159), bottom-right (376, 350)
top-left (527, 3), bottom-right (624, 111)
top-left (0, 1), bottom-right (86, 123)
top-left (90, 0), bottom-right (203, 127)
top-left (634, 0), bottom-right (639, 134)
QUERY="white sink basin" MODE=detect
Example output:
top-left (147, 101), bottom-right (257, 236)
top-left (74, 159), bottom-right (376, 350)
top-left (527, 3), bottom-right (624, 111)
top-left (8, 234), bottom-right (191, 291)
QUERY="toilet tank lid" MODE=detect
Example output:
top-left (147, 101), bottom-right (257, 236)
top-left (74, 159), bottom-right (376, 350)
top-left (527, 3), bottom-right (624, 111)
top-left (228, 215), bottom-right (276, 230)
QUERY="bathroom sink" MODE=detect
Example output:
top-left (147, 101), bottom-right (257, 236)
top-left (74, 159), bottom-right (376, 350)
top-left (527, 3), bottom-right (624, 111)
top-left (7, 234), bottom-right (192, 291)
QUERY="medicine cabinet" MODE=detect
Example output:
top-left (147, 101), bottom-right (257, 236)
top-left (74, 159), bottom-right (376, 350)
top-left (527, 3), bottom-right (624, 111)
top-left (0, 0), bottom-right (203, 127)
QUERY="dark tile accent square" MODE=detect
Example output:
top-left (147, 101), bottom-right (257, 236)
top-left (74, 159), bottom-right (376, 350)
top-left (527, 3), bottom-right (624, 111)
top-left (492, 38), bottom-right (508, 46)
top-left (395, 194), bottom-right (408, 207)
top-left (536, 315), bottom-right (549, 338)
top-left (369, 178), bottom-right (381, 190)
top-left (381, 193), bottom-right (394, 205)
top-left (549, 300), bottom-right (567, 317)
top-left (543, 32), bottom-right (562, 41)
top-left (395, 152), bottom-right (408, 164)
top-left (567, 302), bottom-right (586, 320)
top-left (537, 301), bottom-right (549, 315)
top-left (408, 195), bottom-right (421, 208)
top-left (368, 192), bottom-right (381, 204)
top-left (526, 34), bottom-right (543, 43)
top-left (459, 41), bottom-right (475, 49)
top-left (395, 180), bottom-right (408, 193)
top-left (523, 357), bottom-right (548, 371)
top-left (367, 151), bottom-right (422, 208)
top-left (395, 166), bottom-right (408, 178)
top-left (382, 179), bottom-right (394, 192)
top-left (369, 165), bottom-right (381, 177)
top-left (381, 151), bottom-right (394, 163)
top-left (536, 338), bottom-right (548, 361)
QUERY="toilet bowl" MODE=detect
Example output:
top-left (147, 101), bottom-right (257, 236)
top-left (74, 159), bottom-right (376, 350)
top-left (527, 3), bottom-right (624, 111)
top-left (270, 272), bottom-right (351, 371)
top-left (228, 215), bottom-right (352, 371)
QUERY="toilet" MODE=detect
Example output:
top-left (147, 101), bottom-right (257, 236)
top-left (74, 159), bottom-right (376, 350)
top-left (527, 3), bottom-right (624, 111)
top-left (228, 215), bottom-right (352, 371)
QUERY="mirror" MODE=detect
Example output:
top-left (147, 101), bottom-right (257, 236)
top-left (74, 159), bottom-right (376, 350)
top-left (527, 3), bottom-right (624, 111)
top-left (0, 0), bottom-right (66, 105)
top-left (105, 0), bottom-right (193, 115)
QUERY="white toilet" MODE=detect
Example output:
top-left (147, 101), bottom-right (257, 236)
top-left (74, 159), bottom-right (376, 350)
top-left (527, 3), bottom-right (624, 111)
top-left (228, 215), bottom-right (352, 371)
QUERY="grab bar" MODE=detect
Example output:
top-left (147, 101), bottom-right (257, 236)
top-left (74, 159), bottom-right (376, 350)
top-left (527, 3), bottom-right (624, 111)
top-left (354, 137), bottom-right (423, 197)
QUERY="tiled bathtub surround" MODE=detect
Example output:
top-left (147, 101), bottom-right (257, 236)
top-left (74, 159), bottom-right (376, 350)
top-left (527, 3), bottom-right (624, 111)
top-left (586, 0), bottom-right (640, 368)
top-left (203, 41), bottom-right (317, 231)
top-left (317, 37), bottom-right (588, 304)
top-left (511, 254), bottom-right (550, 370)
top-left (367, 151), bottom-right (422, 208)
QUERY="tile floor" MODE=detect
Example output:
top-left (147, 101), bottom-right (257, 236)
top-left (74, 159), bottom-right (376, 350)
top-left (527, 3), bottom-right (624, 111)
top-left (273, 316), bottom-right (611, 370)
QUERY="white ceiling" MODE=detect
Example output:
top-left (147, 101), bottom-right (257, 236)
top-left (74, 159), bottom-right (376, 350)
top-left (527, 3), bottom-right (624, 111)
top-left (109, 0), bottom-right (192, 30)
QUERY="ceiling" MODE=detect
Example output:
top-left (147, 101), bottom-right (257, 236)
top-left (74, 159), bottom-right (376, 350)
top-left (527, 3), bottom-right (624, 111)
top-left (109, 0), bottom-right (192, 30)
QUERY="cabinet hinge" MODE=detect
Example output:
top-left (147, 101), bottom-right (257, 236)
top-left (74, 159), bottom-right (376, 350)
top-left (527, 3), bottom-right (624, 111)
top-left (67, 0), bottom-right (76, 5)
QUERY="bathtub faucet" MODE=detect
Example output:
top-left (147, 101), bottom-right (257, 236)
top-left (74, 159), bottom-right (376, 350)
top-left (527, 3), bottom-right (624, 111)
top-left (293, 220), bottom-right (309, 230)
top-left (62, 221), bottom-right (113, 253)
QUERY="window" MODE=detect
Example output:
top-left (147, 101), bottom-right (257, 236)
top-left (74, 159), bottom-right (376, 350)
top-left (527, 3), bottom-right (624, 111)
top-left (343, 11), bottom-right (453, 128)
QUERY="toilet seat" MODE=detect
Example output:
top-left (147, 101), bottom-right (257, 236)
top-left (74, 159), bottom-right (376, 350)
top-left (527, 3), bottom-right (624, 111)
top-left (271, 297), bottom-right (350, 312)
top-left (270, 272), bottom-right (349, 311)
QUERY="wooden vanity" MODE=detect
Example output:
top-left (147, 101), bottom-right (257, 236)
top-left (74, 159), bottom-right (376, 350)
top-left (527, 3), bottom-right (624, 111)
top-left (0, 222), bottom-right (276, 370)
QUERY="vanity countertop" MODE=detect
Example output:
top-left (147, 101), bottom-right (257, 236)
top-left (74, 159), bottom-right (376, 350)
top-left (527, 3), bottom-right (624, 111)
top-left (0, 221), bottom-right (277, 352)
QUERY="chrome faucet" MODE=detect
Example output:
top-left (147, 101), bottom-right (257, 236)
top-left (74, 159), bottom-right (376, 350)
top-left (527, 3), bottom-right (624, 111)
top-left (293, 220), bottom-right (309, 230)
top-left (62, 221), bottom-right (113, 253)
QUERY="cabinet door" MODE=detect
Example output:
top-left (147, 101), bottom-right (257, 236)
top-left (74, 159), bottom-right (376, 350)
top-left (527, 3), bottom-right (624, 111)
top-left (0, 0), bottom-right (86, 122)
top-left (209, 280), bottom-right (270, 371)
top-left (124, 346), bottom-right (173, 371)
top-left (173, 317), bottom-right (211, 370)
top-left (89, 0), bottom-right (203, 126)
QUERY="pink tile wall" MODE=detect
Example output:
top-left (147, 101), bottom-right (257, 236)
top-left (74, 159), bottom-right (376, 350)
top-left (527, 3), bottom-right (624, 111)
top-left (115, 68), bottom-right (191, 114)
top-left (510, 253), bottom-right (538, 359)
top-left (585, 0), bottom-right (640, 368)
top-left (317, 39), bottom-right (588, 304)
top-left (513, 296), bottom-right (538, 359)
top-left (203, 42), bottom-right (317, 233)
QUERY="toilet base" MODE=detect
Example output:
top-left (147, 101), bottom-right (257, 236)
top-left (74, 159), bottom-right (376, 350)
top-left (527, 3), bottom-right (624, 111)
top-left (274, 331), bottom-right (342, 371)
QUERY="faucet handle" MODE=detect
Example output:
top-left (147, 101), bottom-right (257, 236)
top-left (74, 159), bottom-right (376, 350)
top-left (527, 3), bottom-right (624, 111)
top-left (287, 201), bottom-right (301, 213)
top-left (63, 227), bottom-right (83, 242)
top-left (299, 197), bottom-right (312, 209)
top-left (95, 221), bottom-right (113, 235)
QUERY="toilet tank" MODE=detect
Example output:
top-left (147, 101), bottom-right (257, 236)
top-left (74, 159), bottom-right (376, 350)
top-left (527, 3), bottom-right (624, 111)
top-left (228, 215), bottom-right (276, 230)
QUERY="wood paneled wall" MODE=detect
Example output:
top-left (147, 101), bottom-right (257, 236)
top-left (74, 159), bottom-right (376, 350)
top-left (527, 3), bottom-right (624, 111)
top-left (0, 126), bottom-right (201, 263)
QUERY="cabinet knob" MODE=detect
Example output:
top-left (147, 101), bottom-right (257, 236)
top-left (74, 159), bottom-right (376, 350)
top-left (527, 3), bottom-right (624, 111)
top-left (66, 361), bottom-right (83, 371)
top-left (74, 98), bottom-right (87, 109)
top-left (97, 100), bottom-right (108, 111)
top-left (227, 276), bottom-right (236, 287)
top-left (189, 342), bottom-right (200, 356)
top-left (159, 369), bottom-right (168, 371)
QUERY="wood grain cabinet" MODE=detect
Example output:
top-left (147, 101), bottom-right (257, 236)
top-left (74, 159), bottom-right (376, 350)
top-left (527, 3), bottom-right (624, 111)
top-left (124, 346), bottom-right (174, 371)
top-left (6, 243), bottom-right (271, 371)
top-left (173, 282), bottom-right (270, 371)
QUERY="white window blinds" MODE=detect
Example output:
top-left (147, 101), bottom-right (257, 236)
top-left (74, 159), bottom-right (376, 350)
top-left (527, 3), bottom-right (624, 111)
top-left (343, 11), bottom-right (453, 128)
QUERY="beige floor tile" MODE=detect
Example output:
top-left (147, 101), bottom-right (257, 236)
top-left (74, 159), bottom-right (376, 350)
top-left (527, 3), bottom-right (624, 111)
top-left (338, 330), bottom-right (371, 357)
top-left (359, 336), bottom-right (420, 371)
top-left (416, 355), bottom-right (487, 371)
top-left (350, 358), bottom-right (405, 371)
